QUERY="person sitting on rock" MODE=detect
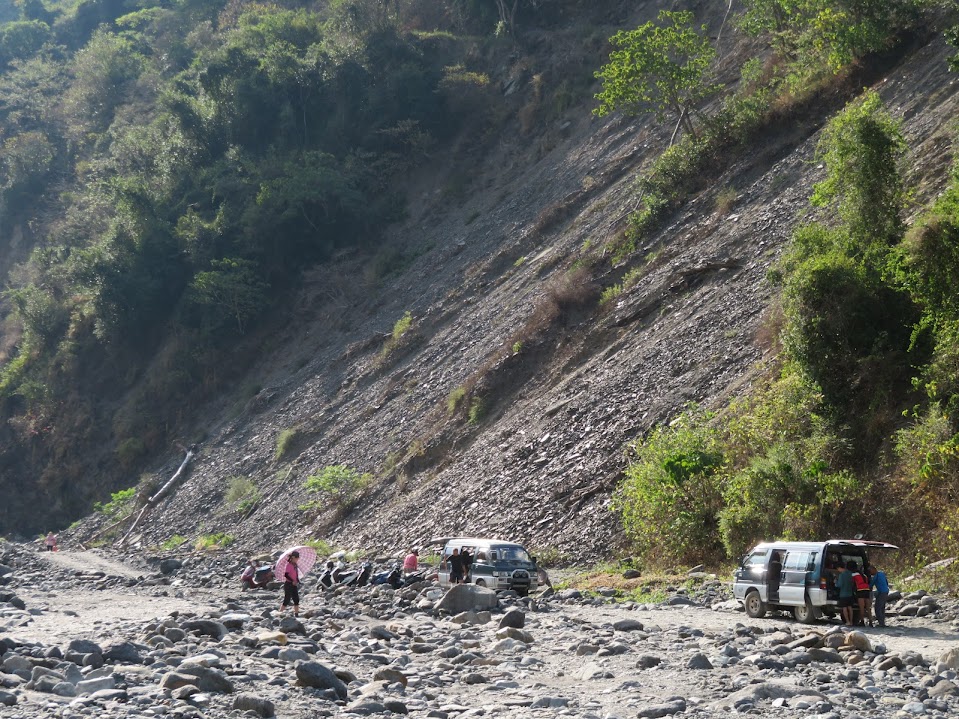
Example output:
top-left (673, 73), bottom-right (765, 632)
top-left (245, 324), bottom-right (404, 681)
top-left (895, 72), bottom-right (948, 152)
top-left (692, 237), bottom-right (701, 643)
top-left (240, 559), bottom-right (257, 589)
top-left (403, 548), bottom-right (418, 575)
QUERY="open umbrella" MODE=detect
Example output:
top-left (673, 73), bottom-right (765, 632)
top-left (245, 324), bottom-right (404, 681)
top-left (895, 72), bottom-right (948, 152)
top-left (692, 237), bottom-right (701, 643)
top-left (274, 545), bottom-right (317, 583)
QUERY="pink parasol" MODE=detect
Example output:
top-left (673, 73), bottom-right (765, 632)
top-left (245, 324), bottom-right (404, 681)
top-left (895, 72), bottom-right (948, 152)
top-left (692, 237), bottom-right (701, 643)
top-left (274, 545), bottom-right (317, 582)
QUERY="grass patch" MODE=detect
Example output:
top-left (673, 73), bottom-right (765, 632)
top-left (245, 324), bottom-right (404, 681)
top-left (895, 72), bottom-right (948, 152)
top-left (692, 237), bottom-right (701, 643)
top-left (304, 538), bottom-right (333, 555)
top-left (225, 475), bottom-right (260, 513)
top-left (195, 532), bottom-right (235, 551)
top-left (161, 535), bottom-right (188, 551)
top-left (275, 426), bottom-right (300, 461)
top-left (447, 385), bottom-right (467, 415)
top-left (379, 311), bottom-right (414, 362)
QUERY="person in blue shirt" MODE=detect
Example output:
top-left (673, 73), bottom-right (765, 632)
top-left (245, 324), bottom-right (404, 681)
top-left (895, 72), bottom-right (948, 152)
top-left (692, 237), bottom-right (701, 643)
top-left (868, 564), bottom-right (890, 627)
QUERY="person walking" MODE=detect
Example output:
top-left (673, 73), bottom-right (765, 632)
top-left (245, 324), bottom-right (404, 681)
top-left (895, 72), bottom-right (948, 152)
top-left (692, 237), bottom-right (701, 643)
top-left (44, 532), bottom-right (57, 552)
top-left (279, 551), bottom-right (301, 617)
top-left (868, 564), bottom-right (890, 627)
top-left (837, 561), bottom-right (856, 626)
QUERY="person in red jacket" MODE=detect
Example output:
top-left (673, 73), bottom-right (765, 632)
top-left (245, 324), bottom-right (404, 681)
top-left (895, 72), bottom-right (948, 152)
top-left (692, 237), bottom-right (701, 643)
top-left (853, 564), bottom-right (873, 627)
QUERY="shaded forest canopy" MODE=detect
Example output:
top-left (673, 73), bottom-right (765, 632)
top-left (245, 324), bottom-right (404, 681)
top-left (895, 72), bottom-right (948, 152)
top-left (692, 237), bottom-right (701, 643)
top-left (0, 0), bottom-right (557, 532)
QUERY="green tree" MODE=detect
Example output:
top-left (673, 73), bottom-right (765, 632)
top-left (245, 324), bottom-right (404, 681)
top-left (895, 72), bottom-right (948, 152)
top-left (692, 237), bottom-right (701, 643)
top-left (187, 258), bottom-right (268, 334)
top-left (594, 10), bottom-right (719, 139)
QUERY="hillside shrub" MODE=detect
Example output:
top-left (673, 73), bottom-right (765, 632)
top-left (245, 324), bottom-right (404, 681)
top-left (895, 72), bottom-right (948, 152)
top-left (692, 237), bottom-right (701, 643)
top-left (160, 534), bottom-right (188, 551)
top-left (613, 406), bottom-right (725, 564)
top-left (303, 465), bottom-right (371, 511)
top-left (94, 487), bottom-right (136, 517)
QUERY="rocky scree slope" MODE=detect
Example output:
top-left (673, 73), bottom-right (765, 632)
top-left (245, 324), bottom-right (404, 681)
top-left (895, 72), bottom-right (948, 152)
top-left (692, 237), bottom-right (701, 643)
top-left (77, 26), bottom-right (959, 561)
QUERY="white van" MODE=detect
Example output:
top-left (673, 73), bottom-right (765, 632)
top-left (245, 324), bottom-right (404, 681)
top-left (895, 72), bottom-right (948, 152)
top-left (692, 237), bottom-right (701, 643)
top-left (732, 539), bottom-right (897, 623)
top-left (433, 537), bottom-right (538, 595)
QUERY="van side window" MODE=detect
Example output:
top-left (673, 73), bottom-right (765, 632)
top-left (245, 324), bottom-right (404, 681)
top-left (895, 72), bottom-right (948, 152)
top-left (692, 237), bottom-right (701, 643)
top-left (744, 550), bottom-right (767, 570)
top-left (476, 551), bottom-right (488, 562)
top-left (490, 551), bottom-right (498, 561)
top-left (784, 551), bottom-right (809, 571)
top-left (805, 552), bottom-right (819, 572)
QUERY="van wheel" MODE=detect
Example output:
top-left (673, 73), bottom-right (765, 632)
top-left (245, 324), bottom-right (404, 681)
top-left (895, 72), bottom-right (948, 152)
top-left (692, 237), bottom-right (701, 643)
top-left (744, 591), bottom-right (767, 618)
top-left (474, 579), bottom-right (486, 588)
top-left (793, 599), bottom-right (820, 624)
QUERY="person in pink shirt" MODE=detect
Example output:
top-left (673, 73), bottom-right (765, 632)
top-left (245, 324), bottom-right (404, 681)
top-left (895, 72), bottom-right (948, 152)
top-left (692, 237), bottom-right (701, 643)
top-left (279, 551), bottom-right (300, 617)
top-left (403, 548), bottom-right (418, 574)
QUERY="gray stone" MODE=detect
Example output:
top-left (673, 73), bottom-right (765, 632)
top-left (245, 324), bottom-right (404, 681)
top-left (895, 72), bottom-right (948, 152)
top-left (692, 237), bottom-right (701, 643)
top-left (928, 679), bottom-right (958, 698)
top-left (102, 641), bottom-right (143, 664)
top-left (383, 700), bottom-right (409, 714)
top-left (68, 639), bottom-right (102, 655)
top-left (277, 647), bottom-right (310, 663)
top-left (715, 682), bottom-right (827, 709)
top-left (159, 558), bottom-right (182, 574)
top-left (462, 673), bottom-right (487, 684)
top-left (76, 676), bottom-right (115, 695)
top-left (637, 655), bottom-right (662, 669)
top-left (0, 690), bottom-right (16, 706)
top-left (638, 699), bottom-right (686, 718)
top-left (499, 608), bottom-right (526, 629)
top-left (233, 694), bottom-right (275, 717)
top-left (530, 697), bottom-right (569, 708)
top-left (373, 668), bottom-right (408, 686)
top-left (177, 665), bottom-right (235, 693)
top-left (181, 620), bottom-right (228, 641)
top-left (160, 672), bottom-right (198, 690)
top-left (613, 618), bottom-right (644, 632)
top-left (278, 616), bottom-right (305, 634)
top-left (295, 661), bottom-right (348, 699)
top-left (2, 655), bottom-right (31, 677)
top-left (436, 584), bottom-right (498, 613)
top-left (345, 700), bottom-right (387, 715)
top-left (807, 648), bottom-right (844, 663)
top-left (668, 595), bottom-right (695, 606)
top-left (495, 626), bottom-right (533, 643)
top-left (52, 681), bottom-right (78, 697)
top-left (687, 653), bottom-right (713, 670)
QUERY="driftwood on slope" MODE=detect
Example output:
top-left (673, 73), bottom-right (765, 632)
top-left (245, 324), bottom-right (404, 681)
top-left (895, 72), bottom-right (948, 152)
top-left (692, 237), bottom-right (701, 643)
top-left (117, 445), bottom-right (196, 547)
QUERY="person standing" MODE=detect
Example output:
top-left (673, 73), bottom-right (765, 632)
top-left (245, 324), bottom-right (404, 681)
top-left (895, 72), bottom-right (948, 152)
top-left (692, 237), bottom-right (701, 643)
top-left (449, 548), bottom-right (464, 585)
top-left (837, 561), bottom-right (856, 626)
top-left (853, 564), bottom-right (873, 626)
top-left (403, 548), bottom-right (418, 575)
top-left (44, 532), bottom-right (57, 552)
top-left (460, 547), bottom-right (472, 584)
top-left (868, 564), bottom-right (890, 627)
top-left (279, 551), bottom-right (301, 617)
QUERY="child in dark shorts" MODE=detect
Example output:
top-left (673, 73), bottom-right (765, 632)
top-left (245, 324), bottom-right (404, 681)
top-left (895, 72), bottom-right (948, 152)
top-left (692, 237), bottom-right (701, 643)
top-left (280, 551), bottom-right (301, 617)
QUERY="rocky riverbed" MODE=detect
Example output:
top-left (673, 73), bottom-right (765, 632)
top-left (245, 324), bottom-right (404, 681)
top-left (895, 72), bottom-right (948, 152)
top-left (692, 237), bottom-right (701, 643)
top-left (2, 544), bottom-right (959, 718)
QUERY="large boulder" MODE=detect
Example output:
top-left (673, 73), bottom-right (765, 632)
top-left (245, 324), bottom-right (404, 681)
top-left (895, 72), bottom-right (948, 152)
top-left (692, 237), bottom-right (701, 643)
top-left (295, 661), bottom-right (348, 699)
top-left (181, 620), bottom-right (228, 641)
top-left (436, 584), bottom-right (498, 614)
top-left (159, 558), bottom-right (182, 575)
top-left (102, 641), bottom-right (144, 664)
top-left (177, 665), bottom-right (234, 693)
top-left (234, 694), bottom-right (275, 717)
top-left (937, 647), bottom-right (959, 672)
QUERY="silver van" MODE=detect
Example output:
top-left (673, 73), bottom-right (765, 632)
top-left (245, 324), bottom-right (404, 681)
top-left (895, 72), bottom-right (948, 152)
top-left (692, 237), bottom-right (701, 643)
top-left (434, 537), bottom-right (538, 595)
top-left (732, 539), bottom-right (897, 623)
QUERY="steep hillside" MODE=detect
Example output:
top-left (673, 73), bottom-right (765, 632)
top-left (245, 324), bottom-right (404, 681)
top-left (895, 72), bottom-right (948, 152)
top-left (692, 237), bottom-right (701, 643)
top-left (77, 12), bottom-right (959, 561)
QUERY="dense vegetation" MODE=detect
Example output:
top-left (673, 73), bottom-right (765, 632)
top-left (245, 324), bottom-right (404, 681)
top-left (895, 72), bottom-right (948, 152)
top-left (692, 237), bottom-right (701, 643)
top-left (612, 0), bottom-right (959, 572)
top-left (0, 0), bottom-right (573, 533)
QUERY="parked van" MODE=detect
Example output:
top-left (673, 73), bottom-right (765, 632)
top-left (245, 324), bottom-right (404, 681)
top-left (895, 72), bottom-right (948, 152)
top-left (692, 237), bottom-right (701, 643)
top-left (732, 539), bottom-right (897, 623)
top-left (434, 537), bottom-right (538, 595)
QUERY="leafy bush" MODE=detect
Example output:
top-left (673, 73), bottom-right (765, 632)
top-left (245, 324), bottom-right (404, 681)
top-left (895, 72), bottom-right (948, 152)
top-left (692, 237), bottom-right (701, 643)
top-left (447, 385), bottom-right (466, 415)
top-left (613, 406), bottom-right (725, 564)
top-left (303, 465), bottom-right (371, 510)
top-left (379, 311), bottom-right (414, 360)
top-left (94, 487), bottom-right (136, 517)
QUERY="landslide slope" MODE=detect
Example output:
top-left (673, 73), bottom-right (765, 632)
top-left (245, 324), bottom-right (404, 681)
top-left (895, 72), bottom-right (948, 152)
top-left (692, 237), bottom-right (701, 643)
top-left (74, 10), bottom-right (959, 561)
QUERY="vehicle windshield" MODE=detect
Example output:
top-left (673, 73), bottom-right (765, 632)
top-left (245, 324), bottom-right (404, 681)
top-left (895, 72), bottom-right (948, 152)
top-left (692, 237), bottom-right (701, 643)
top-left (495, 547), bottom-right (532, 564)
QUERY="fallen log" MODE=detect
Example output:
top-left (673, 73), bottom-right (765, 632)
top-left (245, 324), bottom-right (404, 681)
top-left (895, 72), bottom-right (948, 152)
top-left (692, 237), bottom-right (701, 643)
top-left (115, 445), bottom-right (196, 548)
